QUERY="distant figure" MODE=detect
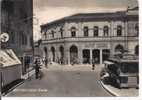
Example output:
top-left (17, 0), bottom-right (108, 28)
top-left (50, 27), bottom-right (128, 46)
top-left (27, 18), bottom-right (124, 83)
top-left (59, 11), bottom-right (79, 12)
top-left (34, 59), bottom-right (40, 79)
top-left (92, 58), bottom-right (95, 70)
top-left (45, 58), bottom-right (48, 68)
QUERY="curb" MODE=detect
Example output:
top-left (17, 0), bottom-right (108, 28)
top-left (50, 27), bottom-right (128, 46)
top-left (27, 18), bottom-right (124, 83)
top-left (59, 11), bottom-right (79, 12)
top-left (99, 80), bottom-right (119, 97)
top-left (3, 80), bottom-right (25, 96)
top-left (4, 70), bottom-right (35, 96)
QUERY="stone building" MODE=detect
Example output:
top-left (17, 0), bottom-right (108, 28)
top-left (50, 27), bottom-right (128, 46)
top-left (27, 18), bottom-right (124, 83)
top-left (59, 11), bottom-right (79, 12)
top-left (40, 7), bottom-right (138, 65)
top-left (1, 0), bottom-right (34, 76)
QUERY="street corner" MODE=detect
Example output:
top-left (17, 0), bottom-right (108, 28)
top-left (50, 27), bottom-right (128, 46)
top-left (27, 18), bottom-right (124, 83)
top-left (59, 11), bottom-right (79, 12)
top-left (99, 79), bottom-right (139, 97)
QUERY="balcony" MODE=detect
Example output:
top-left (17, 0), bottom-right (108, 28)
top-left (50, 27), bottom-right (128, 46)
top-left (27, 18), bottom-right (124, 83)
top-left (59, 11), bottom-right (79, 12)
top-left (42, 36), bottom-right (138, 44)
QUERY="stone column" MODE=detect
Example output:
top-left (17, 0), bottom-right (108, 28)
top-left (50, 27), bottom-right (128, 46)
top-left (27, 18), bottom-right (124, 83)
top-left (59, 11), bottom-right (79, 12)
top-left (67, 49), bottom-right (70, 64)
top-left (78, 22), bottom-right (82, 37)
top-left (78, 47), bottom-right (83, 64)
top-left (90, 49), bottom-right (92, 64)
top-left (64, 47), bottom-right (70, 65)
top-left (110, 21), bottom-right (114, 55)
top-left (124, 21), bottom-right (128, 51)
top-left (100, 49), bottom-right (103, 64)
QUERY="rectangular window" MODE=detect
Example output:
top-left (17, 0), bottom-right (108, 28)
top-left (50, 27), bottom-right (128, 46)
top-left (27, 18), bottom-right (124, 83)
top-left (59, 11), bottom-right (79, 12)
top-left (117, 25), bottom-right (122, 36)
top-left (84, 26), bottom-right (89, 37)
top-left (71, 27), bottom-right (76, 37)
top-left (71, 31), bottom-right (76, 37)
top-left (94, 26), bottom-right (99, 37)
top-left (51, 31), bottom-right (54, 38)
top-left (60, 28), bottom-right (63, 38)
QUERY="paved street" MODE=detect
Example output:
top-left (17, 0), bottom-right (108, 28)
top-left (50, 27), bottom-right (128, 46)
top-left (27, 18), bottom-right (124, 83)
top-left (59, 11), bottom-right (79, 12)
top-left (6, 64), bottom-right (112, 97)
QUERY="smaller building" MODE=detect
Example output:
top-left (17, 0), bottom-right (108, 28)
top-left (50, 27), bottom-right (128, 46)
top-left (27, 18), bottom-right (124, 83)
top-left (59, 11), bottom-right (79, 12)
top-left (0, 49), bottom-right (22, 93)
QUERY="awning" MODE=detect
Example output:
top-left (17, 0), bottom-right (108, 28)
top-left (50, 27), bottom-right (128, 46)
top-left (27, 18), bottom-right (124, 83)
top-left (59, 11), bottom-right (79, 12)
top-left (0, 49), bottom-right (21, 68)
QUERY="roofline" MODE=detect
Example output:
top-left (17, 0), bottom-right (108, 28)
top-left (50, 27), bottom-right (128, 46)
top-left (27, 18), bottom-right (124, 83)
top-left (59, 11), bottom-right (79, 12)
top-left (40, 11), bottom-right (138, 29)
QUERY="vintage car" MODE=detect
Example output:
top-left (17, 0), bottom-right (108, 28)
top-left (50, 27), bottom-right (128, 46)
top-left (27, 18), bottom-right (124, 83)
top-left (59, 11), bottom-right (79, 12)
top-left (100, 54), bottom-right (139, 88)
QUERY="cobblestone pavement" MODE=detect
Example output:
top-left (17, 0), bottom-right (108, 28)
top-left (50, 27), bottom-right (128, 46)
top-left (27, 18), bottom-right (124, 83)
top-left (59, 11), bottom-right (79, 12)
top-left (6, 64), bottom-right (112, 97)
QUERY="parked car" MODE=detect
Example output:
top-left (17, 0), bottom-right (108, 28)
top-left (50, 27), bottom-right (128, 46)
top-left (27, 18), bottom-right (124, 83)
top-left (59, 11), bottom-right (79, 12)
top-left (100, 54), bottom-right (139, 89)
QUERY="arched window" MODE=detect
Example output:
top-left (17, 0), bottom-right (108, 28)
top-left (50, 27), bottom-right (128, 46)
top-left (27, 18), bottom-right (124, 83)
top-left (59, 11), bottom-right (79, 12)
top-left (117, 25), bottom-right (122, 36)
top-left (104, 26), bottom-right (109, 36)
top-left (94, 26), bottom-right (99, 36)
top-left (83, 26), bottom-right (89, 37)
top-left (71, 27), bottom-right (76, 37)
top-left (60, 27), bottom-right (63, 38)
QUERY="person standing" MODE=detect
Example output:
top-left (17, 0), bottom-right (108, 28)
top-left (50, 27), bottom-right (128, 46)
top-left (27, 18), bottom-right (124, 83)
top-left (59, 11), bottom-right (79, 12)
top-left (34, 59), bottom-right (40, 79)
top-left (45, 57), bottom-right (48, 68)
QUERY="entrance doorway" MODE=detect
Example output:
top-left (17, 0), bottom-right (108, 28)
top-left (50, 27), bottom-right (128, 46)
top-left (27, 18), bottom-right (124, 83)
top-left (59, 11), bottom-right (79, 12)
top-left (102, 49), bottom-right (110, 62)
top-left (83, 49), bottom-right (90, 64)
top-left (59, 46), bottom-right (64, 64)
top-left (51, 47), bottom-right (55, 62)
top-left (92, 49), bottom-right (100, 64)
top-left (70, 45), bottom-right (78, 64)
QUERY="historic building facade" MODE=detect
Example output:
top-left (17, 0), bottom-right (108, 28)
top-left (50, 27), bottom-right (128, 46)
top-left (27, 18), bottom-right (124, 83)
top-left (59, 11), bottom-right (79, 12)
top-left (1, 0), bottom-right (34, 75)
top-left (41, 7), bottom-right (138, 65)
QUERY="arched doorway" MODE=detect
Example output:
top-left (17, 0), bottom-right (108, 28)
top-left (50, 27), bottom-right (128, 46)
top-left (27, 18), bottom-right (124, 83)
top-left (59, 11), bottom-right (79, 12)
top-left (70, 45), bottom-right (78, 64)
top-left (51, 47), bottom-right (55, 62)
top-left (115, 44), bottom-right (124, 53)
top-left (59, 46), bottom-right (64, 64)
top-left (83, 49), bottom-right (90, 64)
top-left (135, 45), bottom-right (139, 56)
top-left (44, 47), bottom-right (47, 57)
top-left (44, 47), bottom-right (48, 66)
top-left (92, 49), bottom-right (100, 64)
top-left (102, 49), bottom-right (110, 62)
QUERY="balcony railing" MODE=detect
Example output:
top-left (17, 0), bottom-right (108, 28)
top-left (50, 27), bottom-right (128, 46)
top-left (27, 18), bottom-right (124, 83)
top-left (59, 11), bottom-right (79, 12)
top-left (42, 36), bottom-right (138, 44)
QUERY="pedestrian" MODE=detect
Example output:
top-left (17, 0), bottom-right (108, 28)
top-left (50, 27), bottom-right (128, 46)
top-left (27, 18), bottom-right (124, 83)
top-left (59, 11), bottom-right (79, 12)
top-left (92, 58), bottom-right (95, 70)
top-left (34, 59), bottom-right (40, 79)
top-left (45, 58), bottom-right (48, 68)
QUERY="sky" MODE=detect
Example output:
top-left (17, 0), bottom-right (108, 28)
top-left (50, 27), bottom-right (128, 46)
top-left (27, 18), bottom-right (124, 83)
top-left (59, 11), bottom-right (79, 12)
top-left (33, 0), bottom-right (138, 41)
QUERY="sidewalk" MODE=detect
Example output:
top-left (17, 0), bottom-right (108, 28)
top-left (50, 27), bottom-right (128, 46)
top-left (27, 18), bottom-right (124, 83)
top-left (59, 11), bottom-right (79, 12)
top-left (100, 79), bottom-right (139, 97)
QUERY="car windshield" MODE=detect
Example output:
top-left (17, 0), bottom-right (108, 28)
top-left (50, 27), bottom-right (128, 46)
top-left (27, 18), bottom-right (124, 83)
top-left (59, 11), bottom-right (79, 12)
top-left (120, 62), bottom-right (138, 73)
